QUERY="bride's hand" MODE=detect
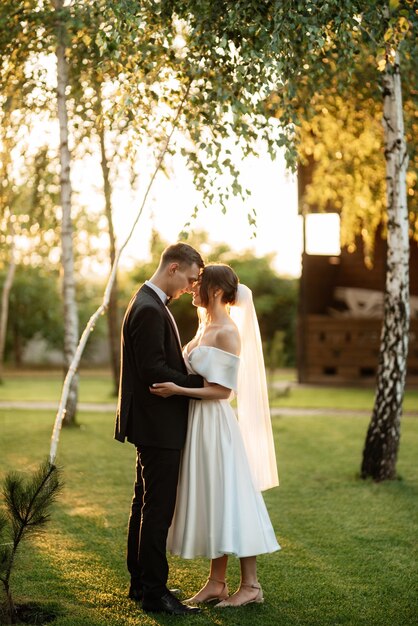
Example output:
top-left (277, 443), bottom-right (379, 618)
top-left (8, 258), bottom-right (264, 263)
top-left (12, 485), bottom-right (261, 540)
top-left (149, 382), bottom-right (178, 397)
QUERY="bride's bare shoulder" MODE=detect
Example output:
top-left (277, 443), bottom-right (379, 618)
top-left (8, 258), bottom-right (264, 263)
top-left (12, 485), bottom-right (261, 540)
top-left (214, 323), bottom-right (240, 356)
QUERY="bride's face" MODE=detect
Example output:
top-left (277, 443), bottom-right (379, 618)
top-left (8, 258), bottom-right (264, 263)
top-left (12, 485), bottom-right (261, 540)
top-left (191, 279), bottom-right (203, 307)
top-left (191, 278), bottom-right (220, 308)
top-left (192, 282), bottom-right (222, 310)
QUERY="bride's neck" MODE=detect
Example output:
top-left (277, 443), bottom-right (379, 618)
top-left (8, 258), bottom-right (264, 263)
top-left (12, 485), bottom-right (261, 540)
top-left (205, 302), bottom-right (229, 325)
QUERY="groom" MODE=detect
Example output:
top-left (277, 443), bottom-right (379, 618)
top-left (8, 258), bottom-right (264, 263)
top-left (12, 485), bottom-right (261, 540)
top-left (115, 242), bottom-right (204, 616)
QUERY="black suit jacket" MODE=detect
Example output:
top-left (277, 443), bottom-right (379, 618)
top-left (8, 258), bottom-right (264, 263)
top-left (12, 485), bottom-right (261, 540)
top-left (114, 284), bottom-right (203, 449)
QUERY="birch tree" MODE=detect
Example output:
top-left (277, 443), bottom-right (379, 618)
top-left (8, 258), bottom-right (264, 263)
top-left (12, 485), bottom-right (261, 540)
top-left (296, 48), bottom-right (416, 480)
top-left (0, 21), bottom-right (28, 383)
top-left (360, 45), bottom-right (411, 480)
top-left (0, 106), bottom-right (17, 382)
top-left (54, 0), bottom-right (79, 425)
top-left (0, 219), bottom-right (16, 383)
top-left (0, 86), bottom-right (34, 381)
top-left (279, 2), bottom-right (416, 481)
top-left (62, 1), bottom-right (188, 393)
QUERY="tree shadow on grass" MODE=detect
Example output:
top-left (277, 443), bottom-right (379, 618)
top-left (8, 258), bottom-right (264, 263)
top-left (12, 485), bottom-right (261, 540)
top-left (13, 602), bottom-right (61, 625)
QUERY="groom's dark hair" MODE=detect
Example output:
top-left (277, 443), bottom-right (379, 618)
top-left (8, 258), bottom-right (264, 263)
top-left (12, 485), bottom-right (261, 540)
top-left (161, 242), bottom-right (204, 270)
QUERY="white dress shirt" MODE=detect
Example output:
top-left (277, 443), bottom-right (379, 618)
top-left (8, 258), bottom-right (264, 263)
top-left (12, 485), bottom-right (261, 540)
top-left (145, 280), bottom-right (182, 347)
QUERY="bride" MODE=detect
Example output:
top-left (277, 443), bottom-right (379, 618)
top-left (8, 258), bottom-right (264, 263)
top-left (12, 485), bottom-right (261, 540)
top-left (150, 263), bottom-right (280, 607)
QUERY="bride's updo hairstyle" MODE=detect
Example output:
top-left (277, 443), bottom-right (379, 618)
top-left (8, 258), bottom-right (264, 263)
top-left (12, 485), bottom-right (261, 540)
top-left (199, 263), bottom-right (238, 307)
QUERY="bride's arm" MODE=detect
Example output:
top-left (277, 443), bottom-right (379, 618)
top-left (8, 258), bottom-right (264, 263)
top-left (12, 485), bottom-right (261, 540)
top-left (150, 380), bottom-right (231, 400)
top-left (151, 326), bottom-right (240, 399)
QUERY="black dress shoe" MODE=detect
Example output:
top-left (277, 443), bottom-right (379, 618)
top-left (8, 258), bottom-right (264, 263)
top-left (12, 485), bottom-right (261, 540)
top-left (142, 591), bottom-right (200, 615)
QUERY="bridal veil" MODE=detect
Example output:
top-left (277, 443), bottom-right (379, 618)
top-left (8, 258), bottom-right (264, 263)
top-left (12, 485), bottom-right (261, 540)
top-left (230, 284), bottom-right (279, 492)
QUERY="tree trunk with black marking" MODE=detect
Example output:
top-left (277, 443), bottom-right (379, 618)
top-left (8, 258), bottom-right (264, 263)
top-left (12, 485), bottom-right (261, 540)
top-left (55, 0), bottom-right (79, 425)
top-left (361, 52), bottom-right (409, 481)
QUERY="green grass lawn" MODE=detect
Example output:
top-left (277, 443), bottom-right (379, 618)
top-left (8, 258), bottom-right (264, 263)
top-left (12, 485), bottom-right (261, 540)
top-left (0, 404), bottom-right (417, 625)
top-left (0, 369), bottom-right (115, 403)
top-left (1, 368), bottom-right (417, 413)
top-left (270, 384), bottom-right (418, 412)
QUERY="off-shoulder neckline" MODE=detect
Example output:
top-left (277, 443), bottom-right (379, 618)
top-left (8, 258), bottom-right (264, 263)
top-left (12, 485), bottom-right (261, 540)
top-left (185, 345), bottom-right (240, 360)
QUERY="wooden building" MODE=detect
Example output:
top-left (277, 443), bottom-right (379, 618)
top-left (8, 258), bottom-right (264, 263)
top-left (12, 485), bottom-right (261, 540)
top-left (297, 164), bottom-right (418, 385)
top-left (297, 238), bottom-right (418, 385)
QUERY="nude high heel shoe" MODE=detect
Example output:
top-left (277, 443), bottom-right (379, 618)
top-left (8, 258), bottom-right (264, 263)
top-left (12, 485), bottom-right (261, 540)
top-left (185, 577), bottom-right (229, 604)
top-left (215, 583), bottom-right (264, 607)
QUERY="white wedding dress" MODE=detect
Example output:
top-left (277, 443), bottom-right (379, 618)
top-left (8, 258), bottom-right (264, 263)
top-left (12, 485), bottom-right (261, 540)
top-left (167, 345), bottom-right (280, 559)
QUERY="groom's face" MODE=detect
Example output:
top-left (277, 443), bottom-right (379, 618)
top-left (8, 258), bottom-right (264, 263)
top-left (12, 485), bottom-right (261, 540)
top-left (167, 262), bottom-right (201, 300)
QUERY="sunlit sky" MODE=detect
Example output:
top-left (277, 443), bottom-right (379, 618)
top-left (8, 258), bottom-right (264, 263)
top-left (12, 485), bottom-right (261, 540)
top-left (74, 144), bottom-right (340, 280)
top-left (38, 123), bottom-right (341, 279)
top-left (102, 147), bottom-right (341, 279)
top-left (113, 149), bottom-right (303, 277)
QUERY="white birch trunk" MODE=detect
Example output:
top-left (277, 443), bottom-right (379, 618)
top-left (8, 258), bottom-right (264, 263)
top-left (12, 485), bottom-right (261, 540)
top-left (97, 87), bottom-right (120, 396)
top-left (361, 51), bottom-right (410, 481)
top-left (55, 0), bottom-right (79, 425)
top-left (0, 96), bottom-right (16, 383)
top-left (0, 214), bottom-right (16, 382)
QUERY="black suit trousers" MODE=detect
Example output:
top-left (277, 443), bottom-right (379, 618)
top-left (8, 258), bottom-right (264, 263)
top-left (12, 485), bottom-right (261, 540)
top-left (127, 446), bottom-right (181, 598)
